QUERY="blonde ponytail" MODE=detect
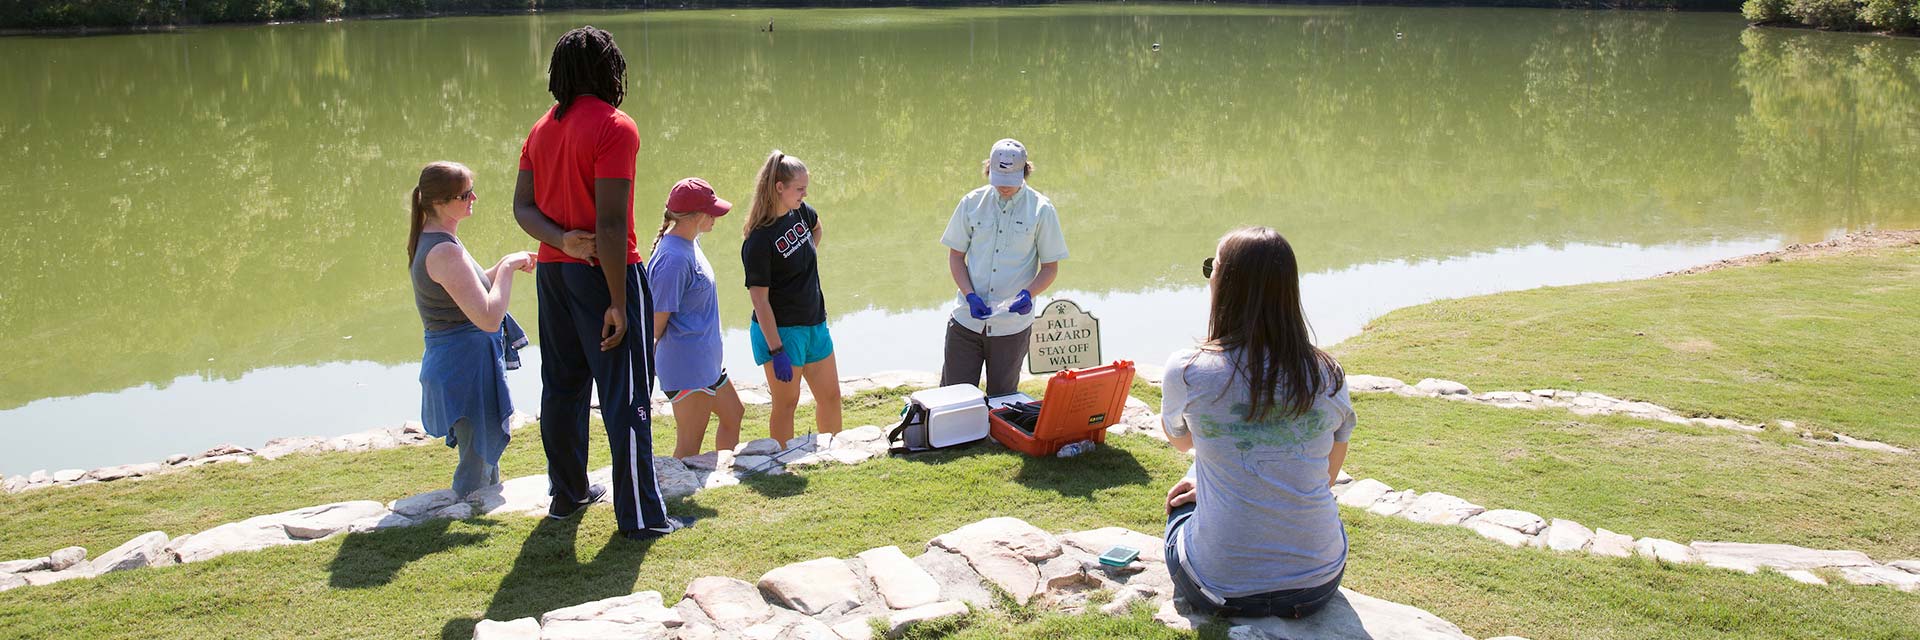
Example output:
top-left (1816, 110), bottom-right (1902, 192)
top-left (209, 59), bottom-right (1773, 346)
top-left (742, 149), bottom-right (807, 237)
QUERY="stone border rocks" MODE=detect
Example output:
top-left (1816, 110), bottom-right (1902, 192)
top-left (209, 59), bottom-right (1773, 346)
top-left (471, 516), bottom-right (1490, 640)
top-left (1, 417), bottom-right (534, 495)
top-left (1326, 474), bottom-right (1920, 593)
top-left (1339, 375), bottom-right (1908, 454)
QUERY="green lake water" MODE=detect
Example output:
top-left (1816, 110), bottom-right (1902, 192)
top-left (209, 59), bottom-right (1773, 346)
top-left (2, 4), bottom-right (1916, 474)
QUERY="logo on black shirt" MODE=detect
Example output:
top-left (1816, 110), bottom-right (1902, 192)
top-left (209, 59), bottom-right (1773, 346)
top-left (773, 221), bottom-right (812, 258)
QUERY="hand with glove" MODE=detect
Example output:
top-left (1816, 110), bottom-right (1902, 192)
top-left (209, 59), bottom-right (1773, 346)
top-left (965, 292), bottom-right (993, 319)
top-left (769, 348), bottom-right (794, 383)
top-left (1010, 290), bottom-right (1034, 315)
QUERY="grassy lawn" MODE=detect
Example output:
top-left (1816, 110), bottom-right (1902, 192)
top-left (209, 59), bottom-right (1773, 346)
top-left (3, 429), bottom-right (1918, 640)
top-left (1332, 244), bottom-right (1920, 449)
top-left (1346, 394), bottom-right (1919, 559)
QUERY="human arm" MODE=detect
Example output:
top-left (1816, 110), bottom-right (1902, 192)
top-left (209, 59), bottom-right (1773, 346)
top-left (427, 245), bottom-right (528, 333)
top-left (652, 312), bottom-right (671, 343)
top-left (1327, 441), bottom-right (1349, 488)
top-left (748, 287), bottom-right (783, 351)
top-left (512, 170), bottom-right (596, 261)
top-left (749, 286), bottom-right (794, 382)
top-left (805, 205), bottom-right (824, 249)
top-left (1166, 476), bottom-right (1196, 513)
top-left (1023, 262), bottom-right (1059, 296)
top-left (947, 250), bottom-right (973, 295)
top-left (1161, 352), bottom-right (1195, 454)
top-left (594, 177), bottom-right (633, 351)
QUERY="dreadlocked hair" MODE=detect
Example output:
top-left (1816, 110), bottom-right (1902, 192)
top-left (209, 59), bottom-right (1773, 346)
top-left (548, 26), bottom-right (627, 120)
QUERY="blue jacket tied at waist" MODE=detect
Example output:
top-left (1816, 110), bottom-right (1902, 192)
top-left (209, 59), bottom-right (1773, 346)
top-left (420, 314), bottom-right (526, 465)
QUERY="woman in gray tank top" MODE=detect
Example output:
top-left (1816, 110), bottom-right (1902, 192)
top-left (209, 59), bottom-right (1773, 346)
top-left (1159, 226), bottom-right (1354, 620)
top-left (409, 161), bottom-right (538, 497)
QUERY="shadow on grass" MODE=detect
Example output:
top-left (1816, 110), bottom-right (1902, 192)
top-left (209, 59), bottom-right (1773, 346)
top-left (436, 498), bottom-right (718, 640)
top-left (326, 518), bottom-right (496, 589)
top-left (1009, 443), bottom-right (1152, 498)
top-left (738, 470), bottom-right (809, 499)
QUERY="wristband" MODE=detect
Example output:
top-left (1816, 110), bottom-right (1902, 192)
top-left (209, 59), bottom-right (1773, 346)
top-left (768, 346), bottom-right (784, 356)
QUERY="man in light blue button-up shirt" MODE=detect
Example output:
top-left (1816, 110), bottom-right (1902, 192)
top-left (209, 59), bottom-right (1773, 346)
top-left (938, 139), bottom-right (1070, 395)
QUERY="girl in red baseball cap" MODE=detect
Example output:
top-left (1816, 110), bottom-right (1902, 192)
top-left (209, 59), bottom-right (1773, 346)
top-left (648, 178), bottom-right (746, 459)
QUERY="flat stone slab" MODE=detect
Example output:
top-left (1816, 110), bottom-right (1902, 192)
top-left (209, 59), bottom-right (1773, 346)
top-left (1589, 529), bottom-right (1635, 559)
top-left (539, 590), bottom-right (682, 638)
top-left (857, 546), bottom-right (943, 610)
top-left (1345, 375), bottom-right (1407, 392)
top-left (1688, 542), bottom-right (1875, 571)
top-left (0, 557), bottom-right (51, 574)
top-left (1470, 509), bottom-right (1547, 536)
top-left (912, 550), bottom-right (994, 610)
top-left (1414, 378), bottom-right (1471, 396)
top-left (48, 546), bottom-right (87, 571)
top-left (1635, 538), bottom-right (1696, 564)
top-left (1178, 589), bottom-right (1474, 639)
top-left (275, 501), bottom-right (392, 539)
top-left (928, 517), bottom-right (1064, 605)
top-left (758, 558), bottom-right (863, 616)
top-left (471, 474), bottom-right (554, 516)
top-left (1837, 565), bottom-right (1920, 591)
top-left (1398, 492), bottom-right (1484, 526)
top-left (684, 576), bottom-right (773, 625)
top-left (472, 617), bottom-right (540, 640)
top-left (173, 518), bottom-right (300, 564)
top-left (886, 600), bottom-right (968, 636)
top-left (91, 531), bottom-right (172, 574)
top-left (1336, 479), bottom-right (1393, 509)
top-left (1535, 519), bottom-right (1594, 553)
top-left (391, 489), bottom-right (461, 518)
top-left (1465, 521), bottom-right (1533, 548)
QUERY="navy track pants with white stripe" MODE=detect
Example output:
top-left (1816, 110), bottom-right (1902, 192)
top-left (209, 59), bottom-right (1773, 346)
top-left (535, 261), bottom-right (670, 533)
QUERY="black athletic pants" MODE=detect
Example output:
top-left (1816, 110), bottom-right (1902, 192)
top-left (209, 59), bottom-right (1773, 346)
top-left (536, 261), bottom-right (671, 533)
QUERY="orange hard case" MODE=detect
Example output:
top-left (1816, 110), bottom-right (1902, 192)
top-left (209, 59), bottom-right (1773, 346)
top-left (988, 361), bottom-right (1137, 456)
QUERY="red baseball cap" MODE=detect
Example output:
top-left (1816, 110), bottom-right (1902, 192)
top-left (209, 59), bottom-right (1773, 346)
top-left (666, 177), bottom-right (732, 216)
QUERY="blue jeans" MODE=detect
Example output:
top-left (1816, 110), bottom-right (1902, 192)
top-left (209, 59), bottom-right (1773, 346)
top-left (1164, 502), bottom-right (1344, 619)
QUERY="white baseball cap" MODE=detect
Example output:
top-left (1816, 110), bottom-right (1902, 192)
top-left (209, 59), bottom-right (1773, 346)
top-left (987, 138), bottom-right (1027, 187)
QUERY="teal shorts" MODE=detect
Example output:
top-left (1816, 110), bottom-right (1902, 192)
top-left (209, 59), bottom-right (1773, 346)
top-left (749, 321), bottom-right (834, 368)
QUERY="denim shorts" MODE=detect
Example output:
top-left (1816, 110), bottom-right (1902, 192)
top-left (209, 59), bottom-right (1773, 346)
top-left (1164, 503), bottom-right (1344, 619)
top-left (749, 321), bottom-right (834, 367)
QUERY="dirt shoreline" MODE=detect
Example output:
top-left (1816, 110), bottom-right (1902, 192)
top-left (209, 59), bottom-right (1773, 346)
top-left (1658, 229), bottom-right (1920, 277)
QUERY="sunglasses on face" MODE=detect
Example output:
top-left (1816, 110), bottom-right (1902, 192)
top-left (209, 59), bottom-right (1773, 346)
top-left (1202, 257), bottom-right (1216, 279)
top-left (449, 190), bottom-right (476, 202)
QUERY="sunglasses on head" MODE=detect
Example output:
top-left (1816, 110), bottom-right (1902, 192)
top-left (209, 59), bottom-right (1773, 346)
top-left (1202, 257), bottom-right (1216, 279)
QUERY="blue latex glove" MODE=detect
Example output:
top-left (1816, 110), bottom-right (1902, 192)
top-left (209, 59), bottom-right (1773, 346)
top-left (1010, 289), bottom-right (1034, 315)
top-left (770, 349), bottom-right (794, 383)
top-left (965, 292), bottom-right (992, 319)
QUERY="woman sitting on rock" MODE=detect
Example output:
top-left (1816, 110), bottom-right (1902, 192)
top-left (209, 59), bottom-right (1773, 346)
top-left (1160, 226), bottom-right (1354, 619)
top-left (408, 161), bottom-right (534, 497)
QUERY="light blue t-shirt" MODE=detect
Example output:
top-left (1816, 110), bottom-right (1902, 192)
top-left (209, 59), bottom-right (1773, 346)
top-left (647, 235), bottom-right (723, 392)
top-left (1162, 347), bottom-right (1356, 597)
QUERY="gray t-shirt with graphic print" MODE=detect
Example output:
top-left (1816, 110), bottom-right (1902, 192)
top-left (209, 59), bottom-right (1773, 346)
top-left (1162, 347), bottom-right (1355, 597)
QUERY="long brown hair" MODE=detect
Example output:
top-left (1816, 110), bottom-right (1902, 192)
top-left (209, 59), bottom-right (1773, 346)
top-left (742, 150), bottom-right (807, 237)
top-left (1203, 226), bottom-right (1343, 421)
top-left (407, 161), bottom-right (473, 263)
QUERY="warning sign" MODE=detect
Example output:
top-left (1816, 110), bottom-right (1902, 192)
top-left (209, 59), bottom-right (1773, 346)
top-left (1027, 299), bottom-right (1101, 375)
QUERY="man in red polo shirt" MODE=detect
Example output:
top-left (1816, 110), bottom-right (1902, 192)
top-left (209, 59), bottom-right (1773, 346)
top-left (512, 26), bottom-right (691, 540)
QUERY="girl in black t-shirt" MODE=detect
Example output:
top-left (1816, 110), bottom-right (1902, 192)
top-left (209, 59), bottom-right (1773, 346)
top-left (741, 150), bottom-right (843, 449)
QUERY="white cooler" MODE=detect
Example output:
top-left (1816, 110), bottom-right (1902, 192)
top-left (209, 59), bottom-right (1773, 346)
top-left (910, 384), bottom-right (990, 448)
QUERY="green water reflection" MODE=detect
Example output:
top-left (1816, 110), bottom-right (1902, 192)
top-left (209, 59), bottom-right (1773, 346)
top-left (0, 6), bottom-right (1916, 410)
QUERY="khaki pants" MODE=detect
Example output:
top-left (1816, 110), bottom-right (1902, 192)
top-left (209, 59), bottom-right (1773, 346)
top-left (940, 320), bottom-right (1032, 396)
